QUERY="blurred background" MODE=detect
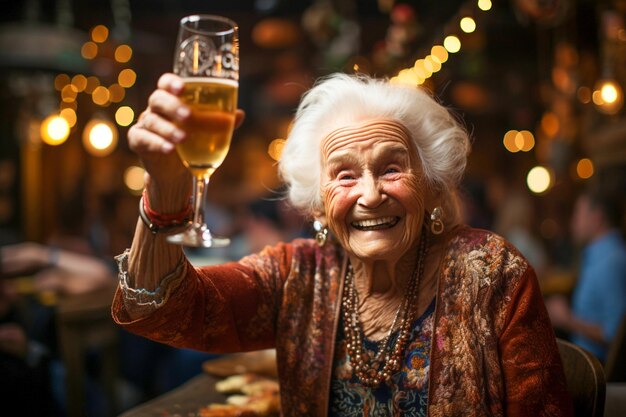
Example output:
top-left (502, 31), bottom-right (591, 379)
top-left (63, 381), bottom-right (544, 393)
top-left (0, 0), bottom-right (625, 416)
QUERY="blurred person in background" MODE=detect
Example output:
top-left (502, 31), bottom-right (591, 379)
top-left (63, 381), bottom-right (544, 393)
top-left (547, 188), bottom-right (626, 362)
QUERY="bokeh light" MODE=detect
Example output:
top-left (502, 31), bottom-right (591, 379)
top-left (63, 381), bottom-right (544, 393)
top-left (593, 79), bottom-right (624, 114)
top-left (54, 74), bottom-right (70, 91)
top-left (268, 139), bottom-right (285, 161)
top-left (71, 74), bottom-right (87, 92)
top-left (91, 25), bottom-right (109, 43)
top-left (444, 36), bottom-right (461, 53)
top-left (541, 112), bottom-right (560, 137)
top-left (83, 119), bottom-right (118, 156)
top-left (478, 0), bottom-right (492, 11)
top-left (60, 108), bottom-right (77, 127)
top-left (460, 17), bottom-right (476, 33)
top-left (115, 106), bottom-right (135, 127)
top-left (61, 84), bottom-right (77, 102)
top-left (81, 41), bottom-right (98, 59)
top-left (576, 158), bottom-right (594, 179)
top-left (40, 114), bottom-right (70, 145)
top-left (92, 86), bottom-right (110, 106)
top-left (108, 84), bottom-right (126, 103)
top-left (115, 44), bottom-right (133, 63)
top-left (431, 45), bottom-right (448, 63)
top-left (503, 130), bottom-right (519, 153)
top-left (527, 166), bottom-right (552, 194)
top-left (124, 165), bottom-right (145, 194)
top-left (118, 69), bottom-right (137, 88)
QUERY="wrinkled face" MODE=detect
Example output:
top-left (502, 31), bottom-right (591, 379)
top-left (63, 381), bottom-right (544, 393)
top-left (320, 119), bottom-right (427, 263)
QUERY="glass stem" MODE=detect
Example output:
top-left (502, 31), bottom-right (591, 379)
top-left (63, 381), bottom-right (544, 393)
top-left (192, 175), bottom-right (210, 230)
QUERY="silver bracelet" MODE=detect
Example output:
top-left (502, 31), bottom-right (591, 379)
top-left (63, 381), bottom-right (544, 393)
top-left (115, 249), bottom-right (187, 309)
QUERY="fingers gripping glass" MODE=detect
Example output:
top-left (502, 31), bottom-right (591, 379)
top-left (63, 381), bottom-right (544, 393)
top-left (166, 15), bottom-right (239, 247)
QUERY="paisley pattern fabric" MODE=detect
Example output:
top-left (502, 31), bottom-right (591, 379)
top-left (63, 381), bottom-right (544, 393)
top-left (328, 299), bottom-right (434, 417)
top-left (111, 226), bottom-right (573, 417)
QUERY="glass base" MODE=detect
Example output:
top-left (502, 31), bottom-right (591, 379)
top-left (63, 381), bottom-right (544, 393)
top-left (166, 226), bottom-right (230, 248)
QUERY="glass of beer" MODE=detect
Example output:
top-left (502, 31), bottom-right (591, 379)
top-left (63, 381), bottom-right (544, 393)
top-left (166, 15), bottom-right (239, 247)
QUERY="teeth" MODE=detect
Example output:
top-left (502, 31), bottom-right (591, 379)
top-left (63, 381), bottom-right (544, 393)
top-left (352, 217), bottom-right (396, 228)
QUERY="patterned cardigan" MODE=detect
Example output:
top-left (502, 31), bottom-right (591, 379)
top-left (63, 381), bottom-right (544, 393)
top-left (112, 226), bottom-right (573, 416)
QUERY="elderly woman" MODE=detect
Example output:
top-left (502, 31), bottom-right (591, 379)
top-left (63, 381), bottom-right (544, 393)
top-left (113, 73), bottom-right (572, 416)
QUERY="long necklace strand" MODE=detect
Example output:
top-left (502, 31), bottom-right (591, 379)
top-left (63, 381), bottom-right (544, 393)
top-left (342, 233), bottom-right (429, 387)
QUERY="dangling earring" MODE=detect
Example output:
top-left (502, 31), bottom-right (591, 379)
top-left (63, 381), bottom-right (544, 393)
top-left (430, 207), bottom-right (444, 235)
top-left (313, 220), bottom-right (328, 246)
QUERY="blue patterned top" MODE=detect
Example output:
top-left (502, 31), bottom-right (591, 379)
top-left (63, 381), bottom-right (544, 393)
top-left (328, 298), bottom-right (435, 416)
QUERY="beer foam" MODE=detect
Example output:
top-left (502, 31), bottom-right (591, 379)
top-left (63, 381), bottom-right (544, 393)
top-left (182, 77), bottom-right (238, 87)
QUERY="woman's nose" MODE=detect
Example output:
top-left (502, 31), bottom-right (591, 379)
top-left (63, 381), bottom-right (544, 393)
top-left (357, 174), bottom-right (385, 208)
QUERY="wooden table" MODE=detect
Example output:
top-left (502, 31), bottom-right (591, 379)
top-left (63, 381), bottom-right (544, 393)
top-left (118, 373), bottom-right (226, 417)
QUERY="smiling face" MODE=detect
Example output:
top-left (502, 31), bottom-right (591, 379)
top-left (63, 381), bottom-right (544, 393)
top-left (320, 119), bottom-right (428, 264)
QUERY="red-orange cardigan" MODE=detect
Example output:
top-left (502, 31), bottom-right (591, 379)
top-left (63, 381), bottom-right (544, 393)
top-left (112, 226), bottom-right (573, 416)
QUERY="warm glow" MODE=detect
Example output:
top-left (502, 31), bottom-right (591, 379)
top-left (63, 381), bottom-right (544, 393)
top-left (85, 76), bottom-right (100, 94)
top-left (425, 55), bottom-right (442, 72)
top-left (91, 25), bottom-right (109, 43)
top-left (115, 106), bottom-right (135, 126)
top-left (124, 165), bottom-right (145, 194)
top-left (115, 44), bottom-right (133, 63)
top-left (519, 130), bottom-right (535, 152)
top-left (83, 119), bottom-right (118, 156)
top-left (541, 112), bottom-right (560, 137)
top-left (576, 158), bottom-right (594, 179)
top-left (460, 17), bottom-right (476, 33)
top-left (503, 130), bottom-right (520, 153)
top-left (601, 83), bottom-right (619, 103)
top-left (593, 79), bottom-right (624, 114)
top-left (444, 36), bottom-right (461, 53)
top-left (60, 108), bottom-right (77, 127)
top-left (92, 86), bottom-right (110, 106)
top-left (81, 41), bottom-right (98, 59)
top-left (431, 45), bottom-right (449, 63)
top-left (397, 68), bottom-right (421, 86)
top-left (268, 139), bottom-right (286, 161)
top-left (41, 115), bottom-right (70, 145)
top-left (61, 84), bottom-right (77, 102)
top-left (71, 74), bottom-right (87, 92)
top-left (54, 74), bottom-right (70, 91)
top-left (478, 0), bottom-right (492, 11)
top-left (527, 166), bottom-right (552, 194)
top-left (108, 84), bottom-right (125, 103)
top-left (118, 69), bottom-right (137, 88)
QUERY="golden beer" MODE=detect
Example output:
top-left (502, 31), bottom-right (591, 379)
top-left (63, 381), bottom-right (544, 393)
top-left (176, 78), bottom-right (238, 177)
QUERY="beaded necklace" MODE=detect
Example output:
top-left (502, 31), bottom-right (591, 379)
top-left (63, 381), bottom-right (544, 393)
top-left (341, 232), bottom-right (429, 387)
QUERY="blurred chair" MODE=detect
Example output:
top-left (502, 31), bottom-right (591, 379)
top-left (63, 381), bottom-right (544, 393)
top-left (57, 284), bottom-right (119, 417)
top-left (604, 315), bottom-right (626, 382)
top-left (557, 338), bottom-right (606, 417)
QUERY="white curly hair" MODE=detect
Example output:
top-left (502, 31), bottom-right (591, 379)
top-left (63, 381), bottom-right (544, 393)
top-left (279, 73), bottom-right (470, 224)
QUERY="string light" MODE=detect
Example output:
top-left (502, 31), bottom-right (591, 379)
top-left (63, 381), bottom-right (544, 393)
top-left (477, 0), bottom-right (492, 11)
top-left (83, 118), bottom-right (118, 156)
top-left (460, 17), bottom-right (476, 33)
top-left (443, 36), bottom-right (461, 53)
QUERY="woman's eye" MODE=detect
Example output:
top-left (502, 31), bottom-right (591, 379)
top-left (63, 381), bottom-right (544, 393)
top-left (339, 174), bottom-right (354, 181)
top-left (384, 167), bottom-right (400, 175)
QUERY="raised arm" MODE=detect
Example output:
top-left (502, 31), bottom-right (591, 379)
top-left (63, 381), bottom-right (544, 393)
top-left (123, 73), bottom-right (244, 300)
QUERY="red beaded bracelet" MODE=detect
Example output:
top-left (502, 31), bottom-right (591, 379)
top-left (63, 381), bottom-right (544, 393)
top-left (139, 189), bottom-right (192, 234)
